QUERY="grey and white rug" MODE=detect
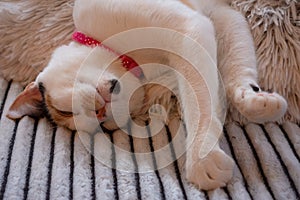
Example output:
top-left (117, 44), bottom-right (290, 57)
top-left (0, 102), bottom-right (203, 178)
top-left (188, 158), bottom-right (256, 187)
top-left (0, 77), bottom-right (300, 200)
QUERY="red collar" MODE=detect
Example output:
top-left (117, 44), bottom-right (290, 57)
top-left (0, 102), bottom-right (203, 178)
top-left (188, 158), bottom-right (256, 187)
top-left (72, 31), bottom-right (144, 78)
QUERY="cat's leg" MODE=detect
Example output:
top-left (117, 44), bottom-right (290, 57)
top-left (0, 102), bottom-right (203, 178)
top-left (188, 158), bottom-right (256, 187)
top-left (175, 61), bottom-right (234, 190)
top-left (170, 13), bottom-right (234, 190)
top-left (209, 4), bottom-right (287, 123)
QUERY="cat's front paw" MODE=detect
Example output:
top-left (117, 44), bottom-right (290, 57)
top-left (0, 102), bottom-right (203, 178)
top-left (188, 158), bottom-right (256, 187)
top-left (233, 85), bottom-right (287, 123)
top-left (186, 149), bottom-right (234, 190)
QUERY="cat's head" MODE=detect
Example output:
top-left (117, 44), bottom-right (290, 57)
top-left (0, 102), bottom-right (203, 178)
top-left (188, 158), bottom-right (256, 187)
top-left (6, 42), bottom-right (145, 133)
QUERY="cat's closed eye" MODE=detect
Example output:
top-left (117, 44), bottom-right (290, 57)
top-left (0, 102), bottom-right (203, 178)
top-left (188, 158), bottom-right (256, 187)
top-left (56, 109), bottom-right (73, 117)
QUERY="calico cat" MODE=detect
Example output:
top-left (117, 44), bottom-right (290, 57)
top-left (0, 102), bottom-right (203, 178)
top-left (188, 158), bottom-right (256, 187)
top-left (6, 0), bottom-right (287, 190)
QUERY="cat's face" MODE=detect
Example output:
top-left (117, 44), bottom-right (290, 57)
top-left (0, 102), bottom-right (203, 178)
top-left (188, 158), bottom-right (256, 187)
top-left (7, 42), bottom-right (145, 133)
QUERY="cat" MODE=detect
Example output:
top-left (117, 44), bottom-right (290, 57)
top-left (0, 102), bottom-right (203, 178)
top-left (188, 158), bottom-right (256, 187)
top-left (6, 0), bottom-right (287, 190)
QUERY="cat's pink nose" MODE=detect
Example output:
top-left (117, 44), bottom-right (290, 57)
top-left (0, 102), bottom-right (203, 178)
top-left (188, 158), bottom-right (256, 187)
top-left (97, 79), bottom-right (120, 102)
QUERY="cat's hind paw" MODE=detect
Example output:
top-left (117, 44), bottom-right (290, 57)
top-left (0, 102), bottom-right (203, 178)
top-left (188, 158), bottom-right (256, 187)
top-left (186, 149), bottom-right (234, 190)
top-left (233, 85), bottom-right (287, 123)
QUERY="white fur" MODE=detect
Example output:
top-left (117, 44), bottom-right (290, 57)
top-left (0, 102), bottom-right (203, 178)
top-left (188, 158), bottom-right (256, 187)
top-left (35, 0), bottom-right (233, 190)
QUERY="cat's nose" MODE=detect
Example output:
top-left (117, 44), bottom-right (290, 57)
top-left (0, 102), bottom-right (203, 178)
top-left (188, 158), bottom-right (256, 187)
top-left (109, 79), bottom-right (120, 94)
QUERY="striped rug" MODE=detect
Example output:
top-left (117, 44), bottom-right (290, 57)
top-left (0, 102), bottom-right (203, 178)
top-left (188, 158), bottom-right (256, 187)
top-left (0, 77), bottom-right (299, 200)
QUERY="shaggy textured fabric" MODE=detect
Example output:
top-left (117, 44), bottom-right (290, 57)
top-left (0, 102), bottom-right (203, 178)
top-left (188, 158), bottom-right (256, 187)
top-left (231, 0), bottom-right (300, 123)
top-left (0, 77), bottom-right (300, 199)
top-left (0, 0), bottom-right (74, 84)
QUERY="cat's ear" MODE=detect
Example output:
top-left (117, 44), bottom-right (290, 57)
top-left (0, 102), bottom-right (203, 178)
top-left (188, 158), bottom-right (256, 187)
top-left (6, 82), bottom-right (44, 119)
